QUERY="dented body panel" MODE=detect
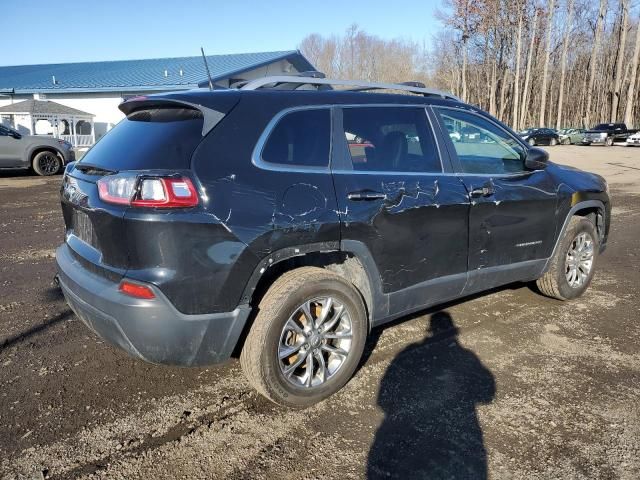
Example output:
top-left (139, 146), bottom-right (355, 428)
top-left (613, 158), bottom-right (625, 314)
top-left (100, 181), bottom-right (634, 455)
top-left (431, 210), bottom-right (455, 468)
top-left (56, 88), bottom-right (611, 366)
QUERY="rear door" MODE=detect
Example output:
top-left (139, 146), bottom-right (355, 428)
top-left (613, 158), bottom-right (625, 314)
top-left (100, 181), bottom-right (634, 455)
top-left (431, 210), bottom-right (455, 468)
top-left (433, 107), bottom-right (558, 292)
top-left (331, 105), bottom-right (470, 321)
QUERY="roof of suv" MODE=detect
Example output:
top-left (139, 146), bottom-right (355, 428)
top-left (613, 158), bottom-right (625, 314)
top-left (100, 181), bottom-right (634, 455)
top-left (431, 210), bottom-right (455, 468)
top-left (120, 87), bottom-right (466, 116)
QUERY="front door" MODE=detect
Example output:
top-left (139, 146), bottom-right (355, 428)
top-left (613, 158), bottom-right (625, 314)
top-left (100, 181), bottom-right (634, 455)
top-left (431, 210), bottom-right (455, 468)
top-left (433, 107), bottom-right (558, 292)
top-left (331, 105), bottom-right (470, 322)
top-left (0, 126), bottom-right (24, 167)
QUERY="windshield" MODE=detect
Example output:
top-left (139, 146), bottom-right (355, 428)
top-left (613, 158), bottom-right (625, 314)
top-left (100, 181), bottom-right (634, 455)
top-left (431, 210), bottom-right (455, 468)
top-left (593, 124), bottom-right (614, 130)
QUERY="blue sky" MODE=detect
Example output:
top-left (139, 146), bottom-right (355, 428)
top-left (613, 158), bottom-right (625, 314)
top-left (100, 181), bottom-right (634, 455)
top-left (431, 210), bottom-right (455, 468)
top-left (3, 0), bottom-right (443, 66)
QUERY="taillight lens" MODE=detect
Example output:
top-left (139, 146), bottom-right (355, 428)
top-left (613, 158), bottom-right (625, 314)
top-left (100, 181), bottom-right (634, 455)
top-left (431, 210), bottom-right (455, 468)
top-left (132, 178), bottom-right (198, 207)
top-left (97, 174), bottom-right (199, 208)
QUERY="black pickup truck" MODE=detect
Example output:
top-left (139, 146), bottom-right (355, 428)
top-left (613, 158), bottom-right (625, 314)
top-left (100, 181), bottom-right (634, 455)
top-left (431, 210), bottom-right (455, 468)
top-left (581, 123), bottom-right (639, 146)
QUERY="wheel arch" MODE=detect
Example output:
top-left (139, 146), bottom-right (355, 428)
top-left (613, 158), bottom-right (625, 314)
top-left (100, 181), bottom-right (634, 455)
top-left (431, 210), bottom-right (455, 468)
top-left (29, 146), bottom-right (65, 165)
top-left (233, 242), bottom-right (383, 356)
top-left (544, 199), bottom-right (607, 273)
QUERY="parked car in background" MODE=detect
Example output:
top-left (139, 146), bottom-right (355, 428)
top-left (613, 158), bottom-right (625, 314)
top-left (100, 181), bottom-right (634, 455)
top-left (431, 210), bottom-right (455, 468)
top-left (0, 124), bottom-right (74, 175)
top-left (582, 123), bottom-right (639, 146)
top-left (519, 128), bottom-right (560, 146)
top-left (558, 128), bottom-right (586, 145)
top-left (55, 76), bottom-right (610, 408)
top-left (625, 131), bottom-right (640, 147)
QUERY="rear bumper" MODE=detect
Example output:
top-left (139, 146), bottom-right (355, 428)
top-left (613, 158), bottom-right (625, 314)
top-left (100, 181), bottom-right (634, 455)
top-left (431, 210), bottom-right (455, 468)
top-left (56, 243), bottom-right (251, 366)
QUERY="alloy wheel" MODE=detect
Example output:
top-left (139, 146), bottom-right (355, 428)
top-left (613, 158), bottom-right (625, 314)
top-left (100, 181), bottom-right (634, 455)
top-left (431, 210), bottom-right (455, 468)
top-left (565, 232), bottom-right (594, 288)
top-left (39, 153), bottom-right (60, 174)
top-left (278, 296), bottom-right (353, 388)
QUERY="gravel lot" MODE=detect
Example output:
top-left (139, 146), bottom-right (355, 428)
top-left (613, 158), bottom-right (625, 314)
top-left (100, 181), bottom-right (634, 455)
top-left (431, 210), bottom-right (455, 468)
top-left (1, 145), bottom-right (639, 479)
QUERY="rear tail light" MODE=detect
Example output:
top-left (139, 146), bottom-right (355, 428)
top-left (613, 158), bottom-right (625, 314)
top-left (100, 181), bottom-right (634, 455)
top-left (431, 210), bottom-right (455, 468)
top-left (97, 174), bottom-right (199, 208)
top-left (119, 280), bottom-right (156, 299)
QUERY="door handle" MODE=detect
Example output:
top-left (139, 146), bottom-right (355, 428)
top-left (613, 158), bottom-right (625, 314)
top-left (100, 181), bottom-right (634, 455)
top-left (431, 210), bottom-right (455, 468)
top-left (347, 190), bottom-right (387, 201)
top-left (469, 184), bottom-right (495, 198)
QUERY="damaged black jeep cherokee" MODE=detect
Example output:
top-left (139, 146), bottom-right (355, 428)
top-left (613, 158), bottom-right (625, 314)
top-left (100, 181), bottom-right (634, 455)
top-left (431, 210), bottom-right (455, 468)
top-left (56, 76), bottom-right (610, 408)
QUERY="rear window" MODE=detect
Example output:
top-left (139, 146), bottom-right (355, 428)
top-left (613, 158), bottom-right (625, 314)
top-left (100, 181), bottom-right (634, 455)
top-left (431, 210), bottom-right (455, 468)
top-left (79, 107), bottom-right (204, 171)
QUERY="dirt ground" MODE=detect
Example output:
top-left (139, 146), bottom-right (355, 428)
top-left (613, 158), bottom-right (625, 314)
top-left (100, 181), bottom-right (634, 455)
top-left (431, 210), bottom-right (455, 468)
top-left (1, 145), bottom-right (639, 479)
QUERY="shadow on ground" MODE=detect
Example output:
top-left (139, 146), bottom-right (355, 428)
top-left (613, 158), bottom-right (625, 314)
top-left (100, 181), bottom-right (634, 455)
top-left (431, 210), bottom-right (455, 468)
top-left (367, 311), bottom-right (496, 479)
top-left (0, 308), bottom-right (72, 351)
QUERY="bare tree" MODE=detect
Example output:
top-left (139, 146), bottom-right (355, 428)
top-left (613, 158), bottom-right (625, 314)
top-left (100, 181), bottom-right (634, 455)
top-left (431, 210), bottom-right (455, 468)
top-left (512, 7), bottom-right (524, 130)
top-left (584, 0), bottom-right (608, 128)
top-left (539, 0), bottom-right (556, 127)
top-left (520, 7), bottom-right (539, 128)
top-left (611, 0), bottom-right (630, 122)
top-left (625, 17), bottom-right (640, 126)
top-left (556, 0), bottom-right (575, 129)
top-left (299, 2), bottom-right (640, 129)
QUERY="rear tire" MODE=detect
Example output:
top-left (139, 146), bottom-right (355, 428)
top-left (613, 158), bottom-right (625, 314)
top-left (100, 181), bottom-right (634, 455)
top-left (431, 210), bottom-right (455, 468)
top-left (550, 138), bottom-right (558, 146)
top-left (561, 138), bottom-right (571, 145)
top-left (32, 151), bottom-right (62, 176)
top-left (536, 216), bottom-right (598, 301)
top-left (240, 267), bottom-right (367, 408)
top-left (605, 137), bottom-right (614, 147)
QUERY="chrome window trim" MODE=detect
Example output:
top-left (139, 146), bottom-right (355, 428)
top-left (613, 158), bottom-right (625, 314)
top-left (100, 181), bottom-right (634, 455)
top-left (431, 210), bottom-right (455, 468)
top-left (251, 103), bottom-right (542, 178)
top-left (252, 103), bottom-right (445, 174)
top-left (251, 105), bottom-right (334, 173)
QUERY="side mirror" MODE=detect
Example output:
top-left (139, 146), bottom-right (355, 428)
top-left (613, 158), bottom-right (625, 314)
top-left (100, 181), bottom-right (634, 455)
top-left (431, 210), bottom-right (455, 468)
top-left (525, 147), bottom-right (549, 170)
top-left (9, 131), bottom-right (21, 139)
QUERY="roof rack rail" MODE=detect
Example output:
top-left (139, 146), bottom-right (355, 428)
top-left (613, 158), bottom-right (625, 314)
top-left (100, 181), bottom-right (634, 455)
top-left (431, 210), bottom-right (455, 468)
top-left (239, 76), bottom-right (460, 101)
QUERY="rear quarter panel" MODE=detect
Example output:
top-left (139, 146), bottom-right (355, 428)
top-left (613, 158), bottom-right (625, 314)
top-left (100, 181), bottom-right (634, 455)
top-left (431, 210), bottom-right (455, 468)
top-left (189, 96), bottom-right (341, 313)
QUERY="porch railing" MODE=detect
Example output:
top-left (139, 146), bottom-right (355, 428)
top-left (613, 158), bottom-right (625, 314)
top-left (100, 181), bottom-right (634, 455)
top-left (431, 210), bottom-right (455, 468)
top-left (60, 134), bottom-right (94, 147)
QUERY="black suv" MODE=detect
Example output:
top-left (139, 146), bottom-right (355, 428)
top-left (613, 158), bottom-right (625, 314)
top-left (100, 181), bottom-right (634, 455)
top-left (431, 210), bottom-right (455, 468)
top-left (55, 76), bottom-right (610, 408)
top-left (518, 128), bottom-right (560, 146)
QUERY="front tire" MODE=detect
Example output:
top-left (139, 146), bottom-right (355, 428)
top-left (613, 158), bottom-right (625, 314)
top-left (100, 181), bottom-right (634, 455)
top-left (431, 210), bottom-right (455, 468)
top-left (561, 138), bottom-right (571, 145)
top-left (32, 151), bottom-right (62, 176)
top-left (240, 267), bottom-right (367, 408)
top-left (528, 138), bottom-right (536, 146)
top-left (550, 138), bottom-right (558, 146)
top-left (605, 137), bottom-right (614, 147)
top-left (536, 216), bottom-right (598, 300)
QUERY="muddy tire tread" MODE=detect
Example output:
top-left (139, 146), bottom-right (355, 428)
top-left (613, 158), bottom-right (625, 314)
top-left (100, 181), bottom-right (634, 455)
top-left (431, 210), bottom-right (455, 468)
top-left (240, 266), bottom-right (360, 407)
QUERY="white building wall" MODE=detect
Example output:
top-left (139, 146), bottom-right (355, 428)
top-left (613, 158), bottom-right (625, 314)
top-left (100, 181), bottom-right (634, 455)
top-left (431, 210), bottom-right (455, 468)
top-left (0, 59), bottom-right (301, 141)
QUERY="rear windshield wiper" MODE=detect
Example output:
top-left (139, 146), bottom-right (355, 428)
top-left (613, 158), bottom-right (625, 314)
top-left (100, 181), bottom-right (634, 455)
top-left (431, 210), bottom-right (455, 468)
top-left (74, 163), bottom-right (116, 176)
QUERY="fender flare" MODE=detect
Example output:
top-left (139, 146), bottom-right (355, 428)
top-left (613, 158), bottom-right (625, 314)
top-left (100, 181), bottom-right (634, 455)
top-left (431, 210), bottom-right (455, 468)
top-left (238, 240), bottom-right (388, 324)
top-left (238, 242), bottom-right (340, 305)
top-left (543, 199), bottom-right (606, 272)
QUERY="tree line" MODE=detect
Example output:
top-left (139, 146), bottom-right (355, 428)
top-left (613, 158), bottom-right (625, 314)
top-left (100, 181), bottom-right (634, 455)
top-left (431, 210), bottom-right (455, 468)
top-left (299, 0), bottom-right (640, 130)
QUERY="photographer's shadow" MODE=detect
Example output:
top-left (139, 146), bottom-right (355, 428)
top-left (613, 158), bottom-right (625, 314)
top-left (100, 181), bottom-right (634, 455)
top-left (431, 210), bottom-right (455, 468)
top-left (367, 312), bottom-right (496, 479)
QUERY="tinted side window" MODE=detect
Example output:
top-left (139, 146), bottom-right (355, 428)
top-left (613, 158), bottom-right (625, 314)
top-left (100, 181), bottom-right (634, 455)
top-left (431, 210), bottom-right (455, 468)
top-left (341, 107), bottom-right (440, 173)
top-left (435, 108), bottom-right (526, 174)
top-left (262, 109), bottom-right (330, 167)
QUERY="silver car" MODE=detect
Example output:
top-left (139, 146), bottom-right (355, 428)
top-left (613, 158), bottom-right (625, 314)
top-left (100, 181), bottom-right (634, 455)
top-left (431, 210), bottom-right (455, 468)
top-left (0, 124), bottom-right (74, 175)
